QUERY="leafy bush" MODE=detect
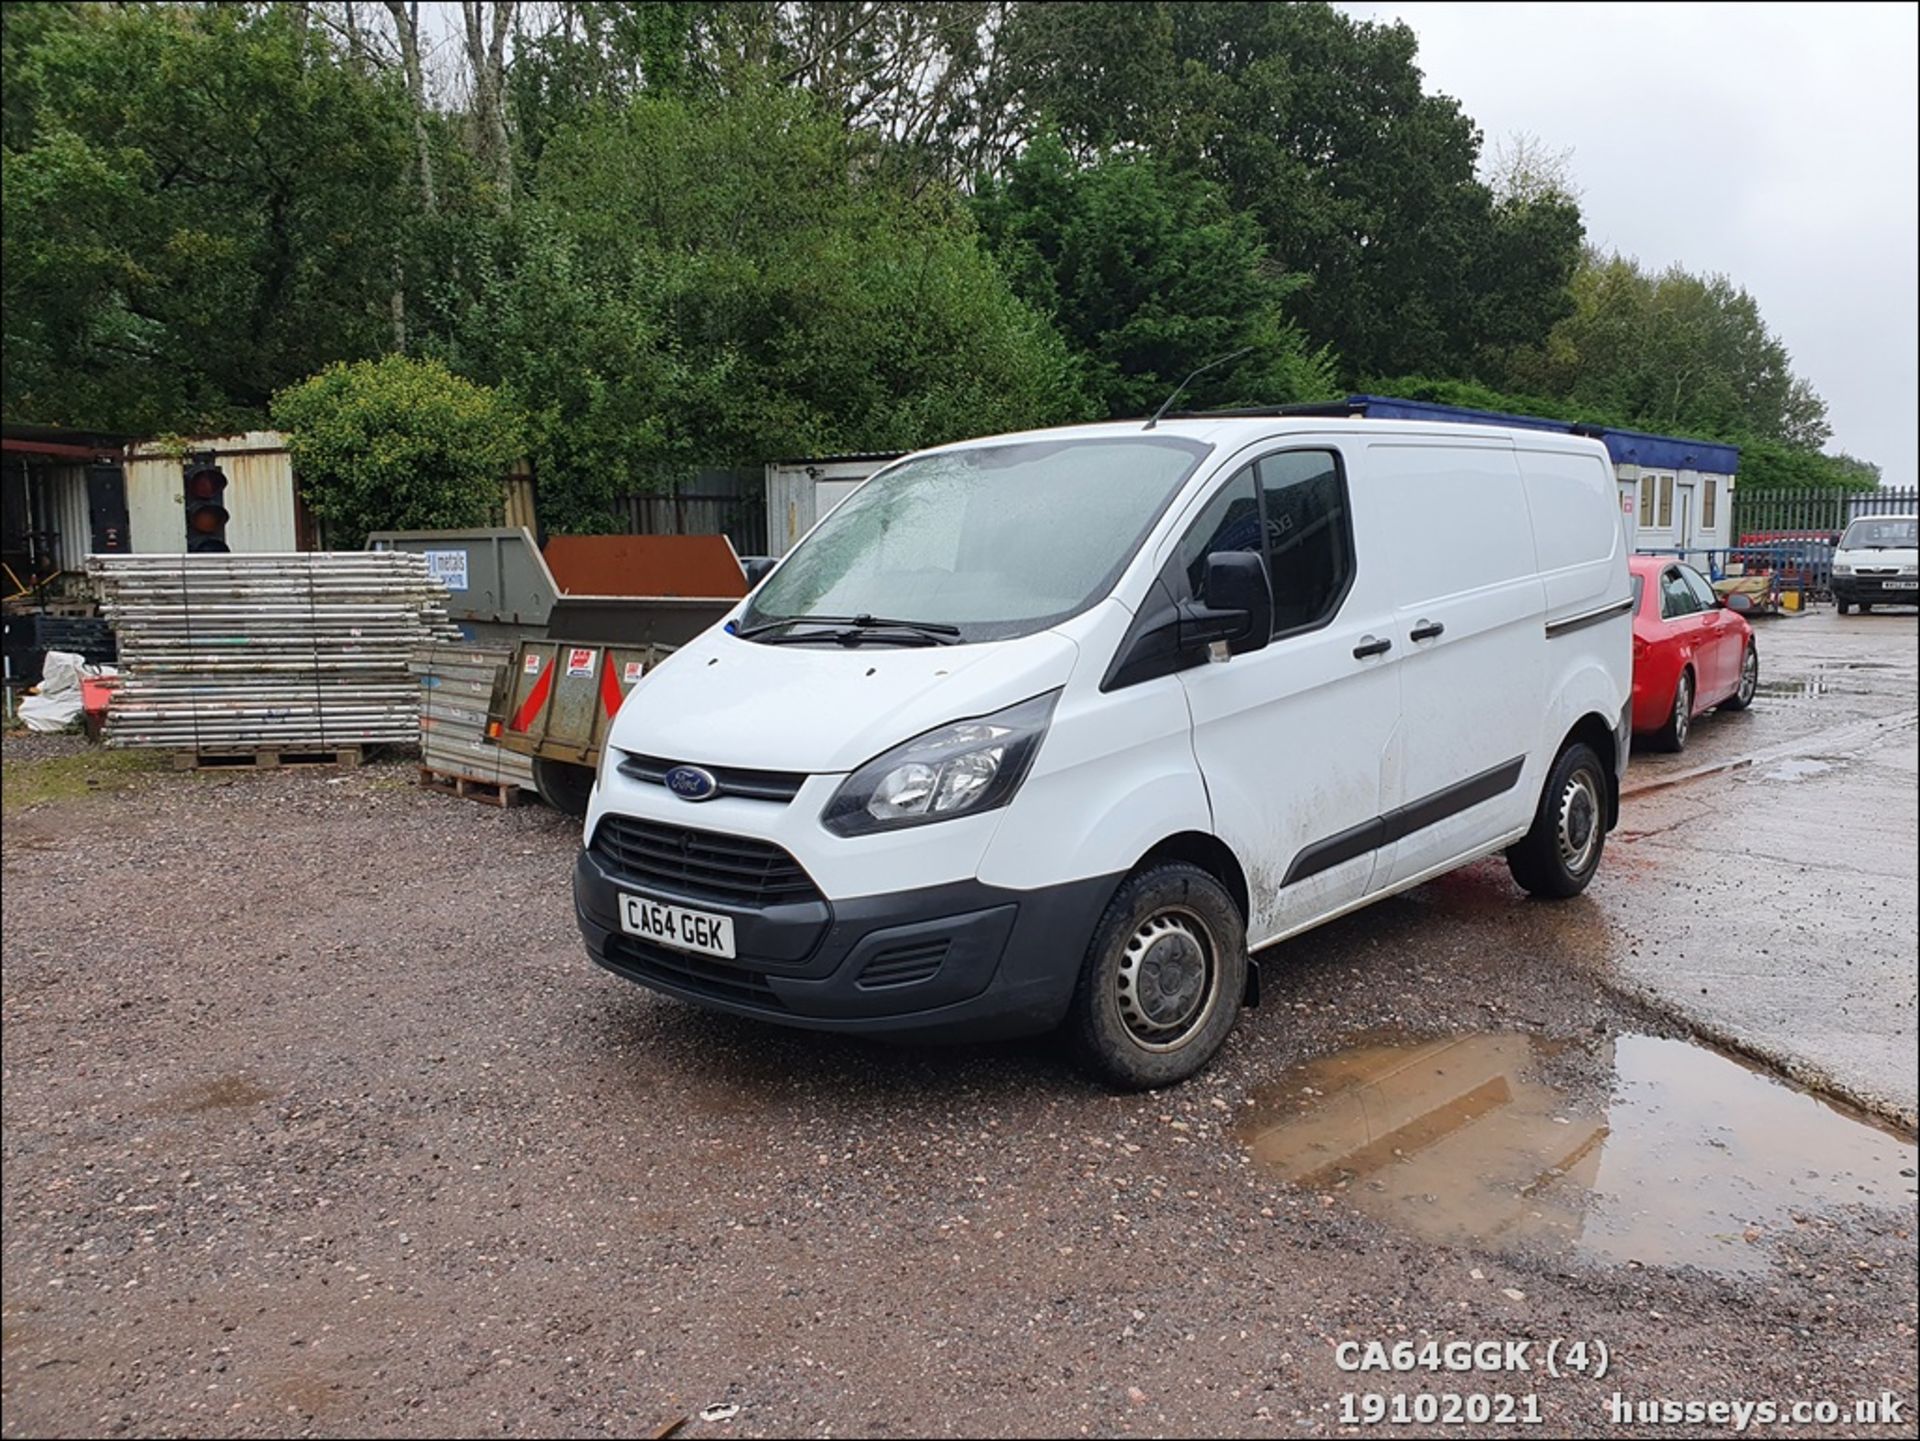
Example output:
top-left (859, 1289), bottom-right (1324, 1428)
top-left (271, 356), bottom-right (524, 546)
top-left (437, 89), bottom-right (1085, 532)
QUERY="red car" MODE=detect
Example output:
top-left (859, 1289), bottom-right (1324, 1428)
top-left (1628, 556), bottom-right (1759, 751)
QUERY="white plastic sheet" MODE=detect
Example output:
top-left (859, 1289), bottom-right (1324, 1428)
top-left (19, 649), bottom-right (117, 732)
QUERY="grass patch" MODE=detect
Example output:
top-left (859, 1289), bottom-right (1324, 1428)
top-left (2, 747), bottom-right (170, 811)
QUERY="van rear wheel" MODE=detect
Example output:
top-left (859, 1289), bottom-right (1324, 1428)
top-left (1068, 862), bottom-right (1246, 1090)
top-left (1506, 742), bottom-right (1608, 900)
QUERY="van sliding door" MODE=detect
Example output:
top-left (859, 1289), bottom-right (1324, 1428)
top-left (1364, 440), bottom-right (1546, 889)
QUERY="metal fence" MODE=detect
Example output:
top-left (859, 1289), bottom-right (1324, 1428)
top-left (1682, 485), bottom-right (1918, 599)
top-left (1733, 484), bottom-right (1917, 539)
top-left (619, 468), bottom-right (766, 559)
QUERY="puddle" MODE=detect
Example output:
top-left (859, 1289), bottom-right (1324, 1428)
top-left (1240, 1033), bottom-right (1917, 1277)
top-left (1754, 667), bottom-right (1876, 703)
top-left (1758, 756), bottom-right (1838, 782)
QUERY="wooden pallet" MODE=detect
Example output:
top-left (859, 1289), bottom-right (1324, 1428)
top-left (418, 764), bottom-right (525, 808)
top-left (172, 746), bottom-right (365, 771)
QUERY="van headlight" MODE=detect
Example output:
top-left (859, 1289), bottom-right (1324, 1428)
top-left (822, 691), bottom-right (1059, 837)
top-left (1834, 561), bottom-right (1855, 575)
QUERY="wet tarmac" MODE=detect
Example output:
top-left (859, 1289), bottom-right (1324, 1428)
top-left (1595, 607), bottom-right (1919, 1124)
top-left (1239, 1031), bottom-right (1917, 1278)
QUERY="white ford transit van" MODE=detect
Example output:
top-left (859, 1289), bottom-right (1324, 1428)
top-left (574, 416), bottom-right (1633, 1088)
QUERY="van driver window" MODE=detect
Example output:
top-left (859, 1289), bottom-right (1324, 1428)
top-left (1257, 450), bottom-right (1352, 633)
top-left (1177, 466), bottom-right (1262, 605)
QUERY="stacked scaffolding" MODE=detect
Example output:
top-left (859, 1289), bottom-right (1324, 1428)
top-left (409, 640), bottom-right (535, 800)
top-left (89, 552), bottom-right (460, 754)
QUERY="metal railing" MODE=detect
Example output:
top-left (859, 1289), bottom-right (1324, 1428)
top-left (1734, 484), bottom-right (1917, 539)
top-left (1671, 485), bottom-right (1919, 600)
top-left (1636, 539), bottom-right (1837, 602)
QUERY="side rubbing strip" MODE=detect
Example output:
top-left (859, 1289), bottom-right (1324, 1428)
top-left (1282, 756), bottom-right (1529, 887)
top-left (1280, 816), bottom-right (1384, 887)
top-left (1545, 596), bottom-right (1634, 639)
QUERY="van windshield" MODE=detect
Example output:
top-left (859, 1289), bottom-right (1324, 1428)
top-left (739, 435), bottom-right (1212, 643)
top-left (1839, 517), bottom-right (1918, 549)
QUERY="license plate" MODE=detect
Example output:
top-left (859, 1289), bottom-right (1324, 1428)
top-left (1885, 580), bottom-right (1918, 590)
top-left (619, 894), bottom-right (736, 958)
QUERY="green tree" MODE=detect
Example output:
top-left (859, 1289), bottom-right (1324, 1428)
top-left (271, 355), bottom-right (524, 545)
top-left (1, 3), bottom-right (414, 432)
top-left (993, 2), bottom-right (1584, 383)
top-left (442, 88), bottom-right (1084, 530)
top-left (1508, 253), bottom-right (1830, 450)
top-left (974, 134), bottom-right (1336, 417)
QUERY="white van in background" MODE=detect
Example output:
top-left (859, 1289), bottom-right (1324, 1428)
top-left (573, 416), bottom-right (1633, 1088)
top-left (1832, 514), bottom-right (1919, 613)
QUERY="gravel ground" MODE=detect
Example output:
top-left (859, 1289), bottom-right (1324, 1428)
top-left (3, 670), bottom-right (1917, 1437)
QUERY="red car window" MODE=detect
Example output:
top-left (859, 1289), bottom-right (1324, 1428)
top-left (1659, 569), bottom-right (1700, 620)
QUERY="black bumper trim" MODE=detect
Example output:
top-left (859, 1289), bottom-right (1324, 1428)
top-left (1834, 577), bottom-right (1919, 602)
top-left (575, 847), bottom-right (1122, 1041)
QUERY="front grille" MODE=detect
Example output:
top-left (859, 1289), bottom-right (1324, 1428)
top-left (856, 939), bottom-right (951, 990)
top-left (591, 815), bottom-right (822, 907)
top-left (616, 752), bottom-right (806, 803)
top-left (604, 936), bottom-right (783, 1010)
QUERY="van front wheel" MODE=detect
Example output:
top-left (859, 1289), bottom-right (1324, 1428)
top-left (1068, 862), bottom-right (1247, 1090)
top-left (1506, 742), bottom-right (1608, 900)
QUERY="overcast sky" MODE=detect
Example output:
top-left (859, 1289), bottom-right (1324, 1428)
top-left (1339, 2), bottom-right (1919, 483)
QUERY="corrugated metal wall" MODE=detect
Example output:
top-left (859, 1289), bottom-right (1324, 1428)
top-left (503, 464), bottom-right (537, 534)
top-left (49, 464), bottom-right (91, 572)
top-left (125, 431), bottom-right (297, 554)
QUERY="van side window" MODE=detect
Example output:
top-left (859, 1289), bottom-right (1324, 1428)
top-left (1177, 466), bottom-right (1262, 604)
top-left (1257, 450), bottom-right (1352, 633)
top-left (1659, 567), bottom-right (1698, 619)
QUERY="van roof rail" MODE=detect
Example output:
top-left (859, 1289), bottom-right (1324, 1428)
top-left (1160, 400), bottom-right (1367, 421)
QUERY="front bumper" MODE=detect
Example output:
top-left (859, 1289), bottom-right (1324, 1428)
top-left (1834, 574), bottom-right (1920, 603)
top-left (574, 845), bottom-right (1121, 1041)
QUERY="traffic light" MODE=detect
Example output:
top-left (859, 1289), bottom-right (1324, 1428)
top-left (182, 451), bottom-right (230, 553)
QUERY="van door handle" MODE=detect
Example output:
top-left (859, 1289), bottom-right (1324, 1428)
top-left (1352, 635), bottom-right (1392, 659)
top-left (1410, 620), bottom-right (1445, 642)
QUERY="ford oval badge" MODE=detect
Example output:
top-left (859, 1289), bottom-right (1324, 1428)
top-left (664, 765), bottom-right (719, 801)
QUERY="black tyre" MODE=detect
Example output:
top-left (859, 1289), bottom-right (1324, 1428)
top-left (1652, 669), bottom-right (1694, 753)
top-left (533, 756), bottom-right (595, 817)
top-left (1836, 599), bottom-right (1851, 615)
top-left (1860, 602), bottom-right (1874, 613)
top-left (1720, 641), bottom-right (1759, 711)
top-left (1506, 742), bottom-right (1609, 900)
top-left (1068, 862), bottom-right (1247, 1090)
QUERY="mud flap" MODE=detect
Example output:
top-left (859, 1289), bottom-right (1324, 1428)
top-left (1242, 953), bottom-right (1261, 1008)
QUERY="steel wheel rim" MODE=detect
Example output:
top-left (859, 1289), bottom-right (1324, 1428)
top-left (1115, 906), bottom-right (1219, 1052)
top-left (1556, 765), bottom-right (1602, 875)
top-left (1674, 677), bottom-right (1692, 745)
top-left (1738, 647), bottom-right (1757, 704)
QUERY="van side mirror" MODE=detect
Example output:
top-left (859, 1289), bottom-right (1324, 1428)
top-left (1178, 552), bottom-right (1273, 655)
top-left (741, 556), bottom-right (777, 586)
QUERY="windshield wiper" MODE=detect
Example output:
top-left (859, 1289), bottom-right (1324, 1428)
top-left (734, 613), bottom-right (961, 645)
